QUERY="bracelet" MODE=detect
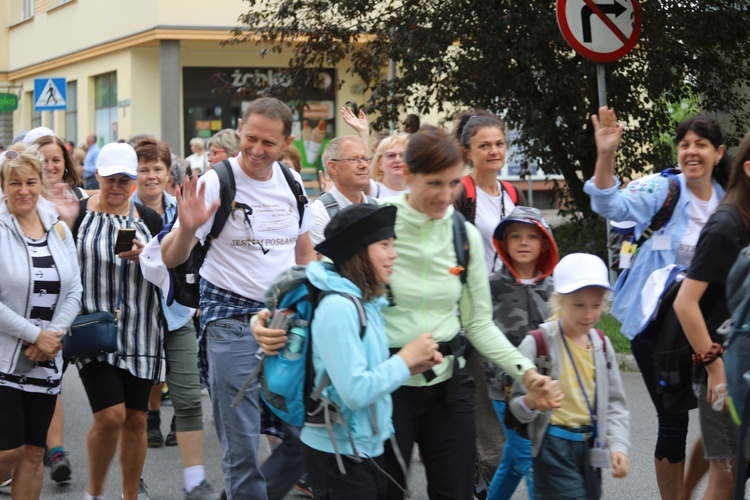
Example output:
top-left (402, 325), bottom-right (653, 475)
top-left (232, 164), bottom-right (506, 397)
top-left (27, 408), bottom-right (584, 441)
top-left (691, 342), bottom-right (724, 366)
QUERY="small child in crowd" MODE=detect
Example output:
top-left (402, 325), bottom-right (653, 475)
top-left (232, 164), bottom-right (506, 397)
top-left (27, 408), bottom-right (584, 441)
top-left (509, 253), bottom-right (630, 500)
top-left (485, 206), bottom-right (559, 500)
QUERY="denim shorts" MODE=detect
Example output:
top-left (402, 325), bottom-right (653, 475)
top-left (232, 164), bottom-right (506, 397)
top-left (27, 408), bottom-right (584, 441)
top-left (695, 383), bottom-right (750, 460)
top-left (533, 430), bottom-right (602, 500)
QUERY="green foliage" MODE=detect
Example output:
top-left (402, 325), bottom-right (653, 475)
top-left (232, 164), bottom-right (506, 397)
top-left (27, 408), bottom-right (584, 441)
top-left (551, 216), bottom-right (608, 263)
top-left (596, 313), bottom-right (630, 354)
top-left (652, 89), bottom-right (701, 169)
top-left (229, 0), bottom-right (750, 214)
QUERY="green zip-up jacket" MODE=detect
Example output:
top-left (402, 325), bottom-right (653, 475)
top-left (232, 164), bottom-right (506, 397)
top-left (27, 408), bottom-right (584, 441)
top-left (382, 195), bottom-right (535, 387)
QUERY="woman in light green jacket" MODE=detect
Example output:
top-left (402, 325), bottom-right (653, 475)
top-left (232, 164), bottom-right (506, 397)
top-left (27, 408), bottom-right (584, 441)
top-left (381, 126), bottom-right (562, 499)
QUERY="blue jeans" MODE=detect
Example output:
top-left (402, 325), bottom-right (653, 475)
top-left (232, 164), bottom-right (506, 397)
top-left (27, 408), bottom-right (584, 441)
top-left (206, 317), bottom-right (266, 500)
top-left (487, 400), bottom-right (534, 500)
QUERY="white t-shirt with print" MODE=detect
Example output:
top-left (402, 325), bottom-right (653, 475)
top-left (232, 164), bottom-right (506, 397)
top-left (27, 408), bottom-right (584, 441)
top-left (192, 158), bottom-right (313, 301)
top-left (675, 187), bottom-right (719, 268)
top-left (474, 184), bottom-right (517, 273)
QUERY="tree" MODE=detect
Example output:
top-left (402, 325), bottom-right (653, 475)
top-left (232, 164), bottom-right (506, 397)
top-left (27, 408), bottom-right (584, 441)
top-left (228, 0), bottom-right (750, 214)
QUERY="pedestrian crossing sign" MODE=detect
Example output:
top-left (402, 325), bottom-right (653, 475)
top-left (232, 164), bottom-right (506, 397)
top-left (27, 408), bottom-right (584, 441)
top-left (34, 78), bottom-right (67, 111)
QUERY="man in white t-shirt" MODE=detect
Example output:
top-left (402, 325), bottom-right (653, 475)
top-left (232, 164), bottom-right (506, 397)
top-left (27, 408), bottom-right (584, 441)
top-left (161, 98), bottom-right (316, 500)
top-left (310, 136), bottom-right (376, 247)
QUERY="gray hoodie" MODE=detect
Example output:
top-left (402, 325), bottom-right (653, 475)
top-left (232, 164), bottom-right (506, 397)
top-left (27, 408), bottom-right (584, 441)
top-left (509, 321), bottom-right (630, 458)
top-left (0, 203), bottom-right (82, 374)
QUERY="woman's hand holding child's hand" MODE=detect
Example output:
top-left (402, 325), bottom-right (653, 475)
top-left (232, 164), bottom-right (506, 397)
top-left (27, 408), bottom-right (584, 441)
top-left (523, 369), bottom-right (564, 411)
top-left (398, 333), bottom-right (443, 375)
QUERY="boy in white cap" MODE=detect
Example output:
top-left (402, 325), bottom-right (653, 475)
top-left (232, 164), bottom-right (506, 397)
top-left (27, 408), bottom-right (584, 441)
top-left (509, 253), bottom-right (630, 500)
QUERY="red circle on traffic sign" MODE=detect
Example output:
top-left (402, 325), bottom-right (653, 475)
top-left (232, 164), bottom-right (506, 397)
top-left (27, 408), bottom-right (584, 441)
top-left (557, 0), bottom-right (641, 63)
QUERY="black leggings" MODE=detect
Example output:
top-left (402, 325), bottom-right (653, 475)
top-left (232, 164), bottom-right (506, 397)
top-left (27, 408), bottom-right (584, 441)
top-left (631, 329), bottom-right (690, 463)
top-left (384, 372), bottom-right (476, 500)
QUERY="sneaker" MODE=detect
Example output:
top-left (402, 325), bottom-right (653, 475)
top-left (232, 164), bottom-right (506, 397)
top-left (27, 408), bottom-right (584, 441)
top-left (165, 415), bottom-right (177, 446)
top-left (147, 413), bottom-right (163, 448)
top-left (294, 475), bottom-right (313, 498)
top-left (0, 475), bottom-right (10, 488)
top-left (185, 480), bottom-right (223, 500)
top-left (50, 451), bottom-right (72, 483)
top-left (123, 478), bottom-right (150, 500)
top-left (165, 430), bottom-right (177, 446)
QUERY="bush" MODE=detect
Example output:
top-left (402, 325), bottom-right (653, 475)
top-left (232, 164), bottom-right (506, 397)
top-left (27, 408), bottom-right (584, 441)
top-left (551, 216), bottom-right (609, 262)
top-left (596, 313), bottom-right (630, 354)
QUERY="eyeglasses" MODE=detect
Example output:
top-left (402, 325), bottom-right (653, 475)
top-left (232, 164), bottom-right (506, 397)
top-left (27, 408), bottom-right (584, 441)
top-left (383, 152), bottom-right (404, 161)
top-left (231, 201), bottom-right (269, 255)
top-left (207, 149), bottom-right (225, 159)
top-left (331, 157), bottom-right (372, 165)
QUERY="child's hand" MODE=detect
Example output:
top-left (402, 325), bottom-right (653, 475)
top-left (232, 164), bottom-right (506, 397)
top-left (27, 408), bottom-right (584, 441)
top-left (523, 370), bottom-right (564, 411)
top-left (611, 452), bottom-right (629, 478)
top-left (398, 333), bottom-right (442, 375)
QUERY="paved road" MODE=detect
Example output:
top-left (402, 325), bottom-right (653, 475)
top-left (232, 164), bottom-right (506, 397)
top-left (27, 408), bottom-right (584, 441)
top-left (5, 370), bottom-right (707, 499)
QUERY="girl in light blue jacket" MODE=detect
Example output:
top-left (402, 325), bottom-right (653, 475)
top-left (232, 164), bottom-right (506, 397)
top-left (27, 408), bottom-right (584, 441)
top-left (303, 203), bottom-right (442, 499)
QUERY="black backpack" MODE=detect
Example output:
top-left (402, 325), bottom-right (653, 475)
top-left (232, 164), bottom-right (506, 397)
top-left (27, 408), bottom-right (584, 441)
top-left (171, 160), bottom-right (307, 308)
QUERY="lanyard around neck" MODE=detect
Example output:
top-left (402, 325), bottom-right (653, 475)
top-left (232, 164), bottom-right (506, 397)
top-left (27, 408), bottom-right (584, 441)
top-left (558, 320), bottom-right (597, 435)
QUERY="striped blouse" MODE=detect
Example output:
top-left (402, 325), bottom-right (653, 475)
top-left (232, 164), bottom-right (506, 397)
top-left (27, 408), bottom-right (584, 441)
top-left (75, 209), bottom-right (165, 381)
top-left (1, 234), bottom-right (63, 395)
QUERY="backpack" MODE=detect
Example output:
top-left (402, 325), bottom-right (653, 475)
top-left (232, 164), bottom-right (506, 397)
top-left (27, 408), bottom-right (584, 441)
top-left (459, 175), bottom-right (520, 224)
top-left (317, 191), bottom-right (378, 219)
top-left (611, 169), bottom-right (680, 272)
top-left (651, 205), bottom-right (750, 415)
top-left (723, 244), bottom-right (750, 500)
top-left (504, 328), bottom-right (608, 435)
top-left (171, 160), bottom-right (307, 308)
top-left (231, 264), bottom-right (371, 473)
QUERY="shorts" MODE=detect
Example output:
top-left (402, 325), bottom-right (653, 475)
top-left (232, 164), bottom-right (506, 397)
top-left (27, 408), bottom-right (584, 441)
top-left (0, 386), bottom-right (56, 449)
top-left (534, 430), bottom-right (602, 500)
top-left (79, 360), bottom-right (152, 413)
top-left (695, 383), bottom-right (750, 460)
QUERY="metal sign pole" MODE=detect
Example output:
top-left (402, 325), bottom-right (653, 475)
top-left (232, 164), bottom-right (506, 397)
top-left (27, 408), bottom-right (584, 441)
top-left (597, 63), bottom-right (618, 283)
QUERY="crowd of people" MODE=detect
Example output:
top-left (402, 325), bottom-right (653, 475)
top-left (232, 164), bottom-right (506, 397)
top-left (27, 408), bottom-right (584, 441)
top-left (0, 98), bottom-right (748, 500)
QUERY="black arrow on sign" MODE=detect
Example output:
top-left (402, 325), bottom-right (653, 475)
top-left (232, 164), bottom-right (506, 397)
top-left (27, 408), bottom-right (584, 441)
top-left (581, 0), bottom-right (627, 43)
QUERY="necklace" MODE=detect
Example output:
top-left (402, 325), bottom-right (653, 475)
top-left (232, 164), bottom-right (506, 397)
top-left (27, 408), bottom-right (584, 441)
top-left (18, 219), bottom-right (44, 240)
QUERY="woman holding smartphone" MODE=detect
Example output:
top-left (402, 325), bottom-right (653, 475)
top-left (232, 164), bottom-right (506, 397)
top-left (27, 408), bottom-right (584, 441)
top-left (63, 142), bottom-right (165, 500)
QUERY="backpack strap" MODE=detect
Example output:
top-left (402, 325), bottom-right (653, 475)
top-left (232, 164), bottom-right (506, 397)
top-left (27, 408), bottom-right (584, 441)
top-left (460, 175), bottom-right (476, 223)
top-left (451, 211), bottom-right (470, 284)
top-left (318, 191), bottom-right (340, 219)
top-left (500, 180), bottom-right (519, 204)
top-left (208, 159), bottom-right (236, 239)
top-left (529, 329), bottom-right (553, 376)
top-left (595, 328), bottom-right (611, 369)
top-left (634, 172), bottom-right (680, 248)
top-left (278, 161), bottom-right (307, 228)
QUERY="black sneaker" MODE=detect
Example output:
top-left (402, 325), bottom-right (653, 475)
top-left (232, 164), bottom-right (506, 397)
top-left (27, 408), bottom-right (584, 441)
top-left (165, 415), bottom-right (177, 446)
top-left (147, 413), bottom-right (163, 448)
top-left (50, 451), bottom-right (72, 483)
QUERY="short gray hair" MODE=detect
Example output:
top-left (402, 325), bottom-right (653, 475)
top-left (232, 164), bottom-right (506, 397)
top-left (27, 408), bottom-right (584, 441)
top-left (207, 129), bottom-right (241, 157)
top-left (321, 136), bottom-right (363, 174)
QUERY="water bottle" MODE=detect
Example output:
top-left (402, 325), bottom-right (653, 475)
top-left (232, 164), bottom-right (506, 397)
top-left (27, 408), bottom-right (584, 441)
top-left (284, 326), bottom-right (307, 360)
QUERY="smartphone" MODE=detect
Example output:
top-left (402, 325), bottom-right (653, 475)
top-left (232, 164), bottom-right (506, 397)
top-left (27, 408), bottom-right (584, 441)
top-left (114, 228), bottom-right (136, 254)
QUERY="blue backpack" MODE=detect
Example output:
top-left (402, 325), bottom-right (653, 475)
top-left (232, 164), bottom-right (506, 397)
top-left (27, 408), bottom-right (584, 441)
top-left (722, 244), bottom-right (750, 500)
top-left (231, 264), bottom-right (370, 473)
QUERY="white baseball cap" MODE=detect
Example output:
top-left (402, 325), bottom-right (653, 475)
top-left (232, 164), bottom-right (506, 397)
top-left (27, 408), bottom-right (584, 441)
top-left (23, 127), bottom-right (55, 145)
top-left (553, 253), bottom-right (612, 294)
top-left (96, 142), bottom-right (137, 179)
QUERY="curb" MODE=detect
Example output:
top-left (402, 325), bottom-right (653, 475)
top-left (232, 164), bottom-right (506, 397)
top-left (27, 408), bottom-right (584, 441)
top-left (617, 353), bottom-right (639, 372)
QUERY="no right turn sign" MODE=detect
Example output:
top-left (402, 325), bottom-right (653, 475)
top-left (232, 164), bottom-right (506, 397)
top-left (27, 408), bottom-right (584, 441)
top-left (557, 0), bottom-right (641, 63)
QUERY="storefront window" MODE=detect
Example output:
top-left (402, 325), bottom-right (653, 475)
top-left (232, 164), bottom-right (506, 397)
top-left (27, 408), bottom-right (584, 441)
top-left (94, 72), bottom-right (117, 144)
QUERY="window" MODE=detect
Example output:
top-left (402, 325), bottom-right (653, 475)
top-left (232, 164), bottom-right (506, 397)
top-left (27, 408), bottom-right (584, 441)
top-left (94, 72), bottom-right (117, 144)
top-left (65, 80), bottom-right (78, 144)
top-left (21, 0), bottom-right (34, 21)
top-left (47, 0), bottom-right (74, 10)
